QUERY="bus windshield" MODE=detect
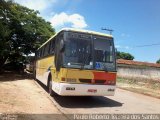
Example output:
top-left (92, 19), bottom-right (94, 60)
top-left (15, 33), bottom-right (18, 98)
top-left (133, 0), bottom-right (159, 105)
top-left (63, 32), bottom-right (116, 71)
top-left (93, 36), bottom-right (116, 71)
top-left (63, 36), bottom-right (93, 69)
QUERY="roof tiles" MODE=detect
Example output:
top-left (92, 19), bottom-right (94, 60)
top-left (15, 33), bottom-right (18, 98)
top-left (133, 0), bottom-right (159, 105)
top-left (117, 59), bottom-right (160, 68)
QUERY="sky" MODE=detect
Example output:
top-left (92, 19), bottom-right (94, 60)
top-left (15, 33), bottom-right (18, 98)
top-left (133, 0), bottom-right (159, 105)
top-left (14, 0), bottom-right (160, 63)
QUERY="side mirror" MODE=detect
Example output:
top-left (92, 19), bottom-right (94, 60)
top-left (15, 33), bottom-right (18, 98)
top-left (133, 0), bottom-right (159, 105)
top-left (55, 39), bottom-right (64, 71)
top-left (60, 39), bottom-right (65, 52)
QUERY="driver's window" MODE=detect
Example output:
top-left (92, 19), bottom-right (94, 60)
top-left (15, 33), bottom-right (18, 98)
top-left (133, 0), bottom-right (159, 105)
top-left (65, 41), bottom-right (77, 57)
top-left (95, 49), bottom-right (105, 62)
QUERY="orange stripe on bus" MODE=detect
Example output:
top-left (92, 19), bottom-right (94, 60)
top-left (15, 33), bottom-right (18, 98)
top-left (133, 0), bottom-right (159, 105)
top-left (93, 72), bottom-right (116, 80)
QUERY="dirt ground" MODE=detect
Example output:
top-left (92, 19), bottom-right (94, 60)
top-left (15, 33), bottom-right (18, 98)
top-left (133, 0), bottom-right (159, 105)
top-left (0, 72), bottom-right (160, 120)
top-left (0, 72), bottom-right (67, 120)
top-left (117, 77), bottom-right (160, 99)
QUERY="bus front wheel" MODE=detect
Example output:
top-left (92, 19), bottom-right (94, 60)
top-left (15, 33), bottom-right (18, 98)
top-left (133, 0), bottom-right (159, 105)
top-left (48, 75), bottom-right (57, 96)
top-left (33, 70), bottom-right (36, 80)
top-left (49, 78), bottom-right (53, 96)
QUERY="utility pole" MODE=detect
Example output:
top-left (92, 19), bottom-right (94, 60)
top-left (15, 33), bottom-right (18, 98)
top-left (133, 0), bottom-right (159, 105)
top-left (101, 27), bottom-right (114, 35)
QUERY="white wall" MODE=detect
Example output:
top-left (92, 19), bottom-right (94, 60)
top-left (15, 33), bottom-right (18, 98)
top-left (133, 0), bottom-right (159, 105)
top-left (117, 64), bottom-right (160, 80)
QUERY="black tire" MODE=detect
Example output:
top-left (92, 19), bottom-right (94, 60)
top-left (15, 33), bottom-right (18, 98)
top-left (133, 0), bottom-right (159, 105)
top-left (48, 75), bottom-right (57, 96)
top-left (33, 70), bottom-right (37, 80)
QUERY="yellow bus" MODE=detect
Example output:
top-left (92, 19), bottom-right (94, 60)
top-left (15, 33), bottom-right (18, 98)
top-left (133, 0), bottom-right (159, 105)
top-left (35, 28), bottom-right (117, 96)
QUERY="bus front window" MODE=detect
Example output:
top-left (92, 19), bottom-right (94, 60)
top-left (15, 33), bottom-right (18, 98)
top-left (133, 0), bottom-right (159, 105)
top-left (62, 33), bottom-right (116, 71)
top-left (63, 37), bottom-right (93, 69)
top-left (93, 36), bottom-right (116, 71)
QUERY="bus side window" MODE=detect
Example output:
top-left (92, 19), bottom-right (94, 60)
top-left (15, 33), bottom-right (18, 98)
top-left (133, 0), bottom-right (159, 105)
top-left (41, 47), bottom-right (44, 57)
top-left (50, 38), bottom-right (55, 54)
top-left (43, 46), bottom-right (46, 56)
top-left (39, 49), bottom-right (41, 58)
top-left (44, 44), bottom-right (49, 56)
top-left (44, 45), bottom-right (46, 56)
top-left (43, 47), bottom-right (45, 57)
top-left (38, 50), bottom-right (41, 58)
top-left (47, 43), bottom-right (50, 55)
top-left (48, 41), bottom-right (51, 55)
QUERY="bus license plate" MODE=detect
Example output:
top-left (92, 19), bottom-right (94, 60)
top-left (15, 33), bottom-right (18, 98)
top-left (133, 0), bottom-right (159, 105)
top-left (88, 89), bottom-right (97, 93)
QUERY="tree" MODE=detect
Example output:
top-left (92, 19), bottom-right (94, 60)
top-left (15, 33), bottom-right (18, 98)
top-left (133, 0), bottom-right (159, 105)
top-left (0, 0), bottom-right (55, 70)
top-left (156, 59), bottom-right (160, 64)
top-left (116, 51), bottom-right (134, 60)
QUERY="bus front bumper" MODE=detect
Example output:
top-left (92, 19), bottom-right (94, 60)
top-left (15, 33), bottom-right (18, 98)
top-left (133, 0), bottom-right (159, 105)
top-left (52, 82), bottom-right (116, 96)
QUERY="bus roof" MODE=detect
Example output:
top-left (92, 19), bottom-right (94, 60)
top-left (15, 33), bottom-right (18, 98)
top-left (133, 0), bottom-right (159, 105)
top-left (38, 28), bottom-right (113, 50)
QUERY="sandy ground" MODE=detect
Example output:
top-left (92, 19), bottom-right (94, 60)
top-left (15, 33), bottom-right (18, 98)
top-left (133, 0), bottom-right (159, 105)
top-left (117, 77), bottom-right (160, 99)
top-left (117, 82), bottom-right (160, 99)
top-left (0, 73), bottom-right (67, 120)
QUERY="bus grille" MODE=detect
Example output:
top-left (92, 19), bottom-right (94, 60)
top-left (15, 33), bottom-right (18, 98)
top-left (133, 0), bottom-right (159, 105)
top-left (95, 80), bottom-right (106, 84)
top-left (79, 79), bottom-right (91, 83)
top-left (79, 79), bottom-right (106, 84)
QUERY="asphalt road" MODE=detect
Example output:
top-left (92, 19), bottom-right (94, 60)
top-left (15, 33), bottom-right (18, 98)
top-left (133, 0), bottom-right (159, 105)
top-left (36, 80), bottom-right (160, 114)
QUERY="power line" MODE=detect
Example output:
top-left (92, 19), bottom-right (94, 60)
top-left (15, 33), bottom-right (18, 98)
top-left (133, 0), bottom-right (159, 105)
top-left (101, 27), bottom-right (114, 35)
top-left (133, 43), bottom-right (160, 48)
top-left (116, 43), bottom-right (160, 49)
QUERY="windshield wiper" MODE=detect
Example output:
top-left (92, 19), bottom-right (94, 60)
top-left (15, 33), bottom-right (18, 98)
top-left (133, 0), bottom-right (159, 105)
top-left (69, 62), bottom-right (84, 66)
